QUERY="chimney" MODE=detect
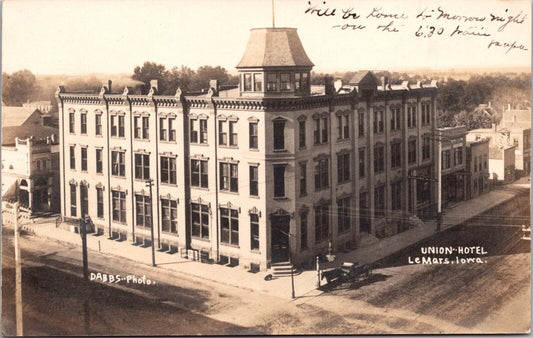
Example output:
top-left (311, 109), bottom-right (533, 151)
top-left (324, 76), bottom-right (335, 95)
top-left (209, 79), bottom-right (219, 93)
top-left (508, 103), bottom-right (511, 111)
top-left (381, 76), bottom-right (389, 91)
top-left (150, 79), bottom-right (159, 93)
top-left (334, 78), bottom-right (343, 93)
top-left (492, 123), bottom-right (497, 131)
top-left (108, 80), bottom-right (112, 93)
top-left (488, 101), bottom-right (491, 108)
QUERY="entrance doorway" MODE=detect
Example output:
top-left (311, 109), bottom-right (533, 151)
top-left (271, 215), bottom-right (290, 263)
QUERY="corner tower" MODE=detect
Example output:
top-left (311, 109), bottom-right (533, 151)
top-left (236, 28), bottom-right (314, 98)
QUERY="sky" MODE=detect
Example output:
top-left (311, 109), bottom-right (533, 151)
top-left (2, 0), bottom-right (531, 75)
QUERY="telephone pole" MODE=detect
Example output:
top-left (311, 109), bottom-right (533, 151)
top-left (14, 202), bottom-right (23, 336)
top-left (146, 179), bottom-right (156, 267)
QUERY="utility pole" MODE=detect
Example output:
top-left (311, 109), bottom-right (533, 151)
top-left (146, 179), bottom-right (156, 267)
top-left (14, 202), bottom-right (23, 336)
top-left (80, 217), bottom-right (90, 334)
top-left (437, 137), bottom-right (442, 231)
top-left (289, 238), bottom-right (295, 299)
top-left (272, 0), bottom-right (275, 28)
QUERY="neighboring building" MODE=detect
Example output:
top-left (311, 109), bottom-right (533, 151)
top-left (436, 127), bottom-right (468, 208)
top-left (23, 100), bottom-right (53, 113)
top-left (1, 106), bottom-right (60, 214)
top-left (56, 27), bottom-right (439, 270)
top-left (498, 108), bottom-right (531, 176)
top-left (466, 138), bottom-right (490, 199)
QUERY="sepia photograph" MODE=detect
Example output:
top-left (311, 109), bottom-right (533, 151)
top-left (1, 0), bottom-right (531, 335)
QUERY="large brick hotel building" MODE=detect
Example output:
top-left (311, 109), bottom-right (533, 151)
top-left (57, 27), bottom-right (438, 270)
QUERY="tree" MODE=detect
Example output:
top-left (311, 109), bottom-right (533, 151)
top-left (192, 66), bottom-right (231, 91)
top-left (2, 69), bottom-right (37, 106)
top-left (132, 61), bottom-right (169, 94)
top-left (165, 66), bottom-right (196, 94)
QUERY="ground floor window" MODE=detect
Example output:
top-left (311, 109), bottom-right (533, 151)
top-left (161, 198), bottom-right (178, 233)
top-left (221, 207), bottom-right (239, 245)
top-left (112, 190), bottom-right (126, 223)
top-left (250, 213), bottom-right (259, 250)
top-left (135, 195), bottom-right (151, 227)
top-left (191, 203), bottom-right (209, 239)
top-left (337, 197), bottom-right (351, 233)
top-left (315, 205), bottom-right (329, 243)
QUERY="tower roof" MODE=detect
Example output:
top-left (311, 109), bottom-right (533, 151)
top-left (236, 28), bottom-right (314, 69)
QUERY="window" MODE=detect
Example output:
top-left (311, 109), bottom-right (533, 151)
top-left (161, 156), bottom-right (177, 185)
top-left (191, 159), bottom-right (208, 188)
top-left (359, 191), bottom-right (369, 233)
top-left (249, 165), bottom-right (258, 196)
top-left (190, 120), bottom-right (198, 143)
top-left (408, 140), bottom-right (417, 164)
top-left (161, 199), bottom-right (178, 234)
top-left (455, 147), bottom-right (463, 165)
top-left (301, 73), bottom-right (309, 92)
top-left (142, 116), bottom-right (149, 139)
top-left (300, 212), bottom-right (308, 250)
top-left (96, 187), bottom-right (104, 218)
top-left (254, 73), bottom-right (263, 91)
top-left (315, 205), bottom-right (329, 243)
top-left (338, 197), bottom-right (351, 233)
top-left (220, 162), bottom-right (238, 192)
top-left (474, 157), bottom-right (478, 172)
top-left (442, 150), bottom-right (451, 169)
top-left (267, 73), bottom-right (277, 91)
top-left (408, 106), bottom-right (417, 128)
top-left (478, 155), bottom-right (483, 171)
top-left (229, 121), bottom-right (238, 146)
top-left (314, 118), bottom-right (321, 144)
top-left (111, 151), bottom-right (126, 177)
top-left (295, 73), bottom-right (301, 91)
top-left (374, 145), bottom-right (384, 173)
top-left (358, 111), bottom-right (365, 137)
top-left (221, 208), bottom-right (239, 245)
top-left (391, 107), bottom-right (401, 131)
top-left (321, 116), bottom-right (328, 143)
top-left (280, 73), bottom-right (291, 91)
top-left (70, 146), bottom-right (75, 170)
top-left (135, 153), bottom-right (150, 180)
top-left (337, 153), bottom-right (350, 183)
top-left (191, 203), bottom-right (209, 239)
top-left (274, 165), bottom-right (285, 198)
top-left (69, 112), bottom-right (75, 133)
top-left (95, 114), bottom-right (102, 135)
top-left (70, 183), bottom-right (76, 217)
top-left (250, 213), bottom-right (259, 250)
top-left (96, 149), bottom-right (103, 174)
top-left (315, 158), bottom-right (329, 190)
top-left (118, 115), bottom-right (125, 137)
top-left (111, 115), bottom-right (117, 136)
top-left (422, 137), bottom-right (431, 160)
top-left (299, 163), bottom-right (307, 196)
top-left (81, 147), bottom-right (87, 171)
top-left (249, 122), bottom-right (258, 149)
top-left (337, 115), bottom-right (349, 140)
top-left (112, 190), bottom-right (126, 223)
top-left (484, 154), bottom-right (488, 169)
top-left (359, 148), bottom-right (365, 178)
top-left (391, 142), bottom-right (401, 168)
top-left (79, 184), bottom-right (87, 217)
top-left (373, 109), bottom-right (384, 133)
top-left (299, 120), bottom-right (306, 148)
top-left (160, 118), bottom-right (167, 141)
top-left (191, 119), bottom-right (207, 144)
top-left (134, 116), bottom-right (141, 138)
top-left (169, 118), bottom-right (177, 142)
top-left (135, 194), bottom-right (151, 228)
top-left (273, 120), bottom-right (285, 150)
top-left (421, 104), bottom-right (431, 126)
top-left (80, 113), bottom-right (87, 134)
top-left (375, 185), bottom-right (385, 216)
top-left (244, 73), bottom-right (252, 91)
top-left (391, 181), bottom-right (402, 210)
top-left (219, 121), bottom-right (227, 145)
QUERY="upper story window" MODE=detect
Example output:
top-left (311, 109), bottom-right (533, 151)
top-left (337, 152), bottom-right (350, 183)
top-left (218, 120), bottom-right (226, 145)
top-left (111, 115), bottom-right (125, 137)
top-left (80, 112), bottom-right (87, 134)
top-left (267, 73), bottom-right (277, 91)
top-left (408, 106), bottom-right (417, 128)
top-left (134, 116), bottom-right (149, 139)
top-left (244, 73), bottom-right (252, 91)
top-left (273, 119), bottom-right (285, 150)
top-left (218, 119), bottom-right (237, 147)
top-left (95, 114), bottom-right (102, 136)
top-left (191, 118), bottom-right (208, 144)
top-left (337, 113), bottom-right (350, 140)
top-left (160, 116), bottom-right (176, 142)
top-left (408, 139), bottom-right (417, 164)
top-left (280, 73), bottom-right (291, 91)
top-left (454, 147), bottom-right (463, 166)
top-left (391, 107), bottom-right (401, 131)
top-left (274, 165), bottom-right (285, 198)
top-left (96, 148), bottom-right (103, 173)
top-left (69, 113), bottom-right (75, 133)
top-left (374, 145), bottom-right (385, 173)
top-left (191, 159), bottom-right (208, 188)
top-left (70, 146), bottom-right (76, 170)
top-left (358, 110), bottom-right (365, 137)
top-left (391, 142), bottom-right (401, 168)
top-left (134, 153), bottom-right (150, 180)
top-left (442, 150), bottom-right (451, 169)
top-left (373, 109), bottom-right (384, 134)
top-left (359, 148), bottom-right (365, 178)
top-left (220, 162), bottom-right (238, 192)
top-left (295, 73), bottom-right (309, 93)
top-left (313, 114), bottom-right (329, 145)
top-left (299, 119), bottom-right (306, 148)
top-left (249, 122), bottom-right (258, 149)
top-left (254, 73), bottom-right (263, 91)
top-left (81, 147), bottom-right (88, 172)
top-left (314, 157), bottom-right (329, 190)
top-left (249, 165), bottom-right (259, 196)
top-left (422, 137), bottom-right (431, 160)
top-left (111, 150), bottom-right (126, 177)
top-left (160, 156), bottom-right (177, 185)
top-left (421, 103), bottom-right (431, 126)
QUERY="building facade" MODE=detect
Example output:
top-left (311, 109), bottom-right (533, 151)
top-left (466, 139), bottom-right (490, 199)
top-left (436, 127), bottom-right (468, 208)
top-left (57, 27), bottom-right (438, 270)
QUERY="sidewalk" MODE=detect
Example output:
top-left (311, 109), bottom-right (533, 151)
top-left (20, 180), bottom-right (530, 300)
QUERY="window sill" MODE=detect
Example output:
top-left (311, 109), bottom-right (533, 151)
top-left (220, 190), bottom-right (239, 195)
top-left (111, 137), bottom-right (126, 140)
top-left (272, 149), bottom-right (287, 153)
top-left (160, 182), bottom-right (178, 187)
top-left (249, 195), bottom-right (260, 199)
top-left (111, 176), bottom-right (127, 179)
top-left (314, 187), bottom-right (329, 192)
top-left (221, 243), bottom-right (240, 249)
top-left (190, 142), bottom-right (209, 147)
top-left (336, 138), bottom-right (350, 143)
top-left (191, 186), bottom-right (209, 191)
top-left (191, 237), bottom-right (210, 243)
top-left (161, 231), bottom-right (179, 236)
top-left (337, 180), bottom-right (351, 185)
top-left (313, 143), bottom-right (328, 147)
top-left (298, 147), bottom-right (306, 151)
top-left (249, 148), bottom-right (260, 152)
top-left (250, 249), bottom-right (261, 254)
top-left (299, 193), bottom-right (307, 198)
top-left (134, 138), bottom-right (150, 142)
top-left (112, 221), bottom-right (127, 225)
top-left (273, 196), bottom-right (289, 201)
top-left (220, 145), bottom-right (239, 149)
top-left (95, 134), bottom-right (103, 138)
top-left (134, 178), bottom-right (151, 182)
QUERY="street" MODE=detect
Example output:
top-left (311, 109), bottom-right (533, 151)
top-left (2, 191), bottom-right (530, 335)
